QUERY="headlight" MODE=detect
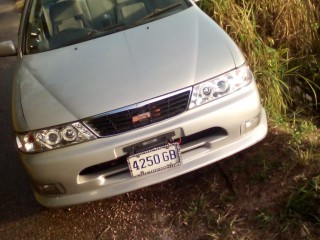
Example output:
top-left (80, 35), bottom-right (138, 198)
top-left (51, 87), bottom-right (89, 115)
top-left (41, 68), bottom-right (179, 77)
top-left (189, 65), bottom-right (253, 109)
top-left (16, 122), bottom-right (97, 153)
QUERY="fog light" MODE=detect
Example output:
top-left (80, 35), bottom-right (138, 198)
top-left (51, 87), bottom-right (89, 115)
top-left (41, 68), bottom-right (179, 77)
top-left (241, 115), bottom-right (261, 134)
top-left (34, 183), bottom-right (65, 195)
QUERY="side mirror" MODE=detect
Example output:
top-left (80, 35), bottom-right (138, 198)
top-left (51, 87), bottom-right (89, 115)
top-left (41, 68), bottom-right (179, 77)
top-left (0, 41), bottom-right (17, 57)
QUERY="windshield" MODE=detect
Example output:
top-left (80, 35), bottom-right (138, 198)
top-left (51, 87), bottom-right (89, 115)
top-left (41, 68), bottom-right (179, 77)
top-left (24, 0), bottom-right (191, 54)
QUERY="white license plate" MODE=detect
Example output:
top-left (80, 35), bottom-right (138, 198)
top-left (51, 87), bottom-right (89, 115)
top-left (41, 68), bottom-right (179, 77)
top-left (127, 143), bottom-right (182, 177)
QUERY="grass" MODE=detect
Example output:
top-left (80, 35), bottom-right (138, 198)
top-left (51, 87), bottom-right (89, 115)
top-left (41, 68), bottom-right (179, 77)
top-left (199, 0), bottom-right (320, 118)
top-left (278, 175), bottom-right (320, 239)
top-left (283, 175), bottom-right (320, 223)
top-left (179, 0), bottom-right (320, 239)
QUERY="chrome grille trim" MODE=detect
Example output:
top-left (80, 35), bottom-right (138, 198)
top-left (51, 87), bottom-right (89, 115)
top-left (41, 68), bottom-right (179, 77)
top-left (84, 88), bottom-right (191, 137)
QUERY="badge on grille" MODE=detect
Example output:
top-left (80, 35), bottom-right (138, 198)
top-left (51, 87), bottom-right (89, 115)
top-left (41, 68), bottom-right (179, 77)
top-left (132, 112), bottom-right (151, 123)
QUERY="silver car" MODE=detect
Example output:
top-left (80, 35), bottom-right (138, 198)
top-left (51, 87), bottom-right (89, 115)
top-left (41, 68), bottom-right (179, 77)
top-left (0, 0), bottom-right (267, 207)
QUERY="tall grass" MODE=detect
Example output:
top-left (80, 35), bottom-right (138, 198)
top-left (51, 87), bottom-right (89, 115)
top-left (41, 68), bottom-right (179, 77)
top-left (199, 0), bottom-right (320, 118)
top-left (255, 0), bottom-right (320, 55)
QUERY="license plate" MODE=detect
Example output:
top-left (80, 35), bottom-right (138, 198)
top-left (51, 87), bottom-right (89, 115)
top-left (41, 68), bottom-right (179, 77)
top-left (127, 143), bottom-right (181, 177)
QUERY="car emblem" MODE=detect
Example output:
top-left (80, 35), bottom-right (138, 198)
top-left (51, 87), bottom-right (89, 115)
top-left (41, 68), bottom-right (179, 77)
top-left (132, 112), bottom-right (151, 124)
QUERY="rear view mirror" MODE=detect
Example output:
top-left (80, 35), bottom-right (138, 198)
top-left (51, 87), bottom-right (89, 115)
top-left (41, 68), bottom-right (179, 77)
top-left (0, 41), bottom-right (17, 57)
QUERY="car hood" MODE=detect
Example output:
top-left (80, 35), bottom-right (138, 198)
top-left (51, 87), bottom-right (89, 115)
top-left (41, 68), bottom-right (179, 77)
top-left (16, 6), bottom-right (245, 131)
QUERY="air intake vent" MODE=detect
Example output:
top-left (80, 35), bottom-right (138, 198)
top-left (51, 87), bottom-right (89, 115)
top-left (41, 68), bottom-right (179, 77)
top-left (85, 90), bottom-right (190, 137)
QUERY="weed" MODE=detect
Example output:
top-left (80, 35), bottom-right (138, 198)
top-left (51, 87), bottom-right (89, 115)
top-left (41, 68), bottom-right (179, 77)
top-left (284, 117), bottom-right (320, 164)
top-left (278, 175), bottom-right (320, 239)
top-left (207, 206), bottom-right (247, 239)
top-left (180, 194), bottom-right (210, 226)
top-left (255, 210), bottom-right (274, 225)
top-left (282, 175), bottom-right (320, 223)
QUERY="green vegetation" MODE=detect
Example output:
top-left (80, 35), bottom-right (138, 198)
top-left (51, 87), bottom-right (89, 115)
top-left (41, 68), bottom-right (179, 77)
top-left (177, 0), bottom-right (320, 239)
top-left (200, 0), bottom-right (320, 118)
top-left (283, 176), bottom-right (320, 223)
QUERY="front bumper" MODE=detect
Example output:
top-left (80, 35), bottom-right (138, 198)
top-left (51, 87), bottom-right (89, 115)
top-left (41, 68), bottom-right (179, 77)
top-left (20, 81), bottom-right (267, 207)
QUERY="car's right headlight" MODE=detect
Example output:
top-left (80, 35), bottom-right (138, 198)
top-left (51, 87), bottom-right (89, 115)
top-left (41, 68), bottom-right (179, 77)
top-left (16, 122), bottom-right (97, 153)
top-left (189, 64), bottom-right (253, 109)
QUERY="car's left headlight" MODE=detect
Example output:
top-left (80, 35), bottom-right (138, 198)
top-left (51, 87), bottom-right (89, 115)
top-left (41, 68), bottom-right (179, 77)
top-left (189, 64), bottom-right (253, 109)
top-left (16, 122), bottom-right (97, 153)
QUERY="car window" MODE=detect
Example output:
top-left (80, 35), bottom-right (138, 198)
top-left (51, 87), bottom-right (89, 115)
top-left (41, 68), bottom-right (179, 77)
top-left (24, 0), bottom-right (191, 54)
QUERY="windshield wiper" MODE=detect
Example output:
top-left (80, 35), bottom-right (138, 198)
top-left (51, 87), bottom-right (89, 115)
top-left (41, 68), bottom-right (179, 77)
top-left (61, 29), bottom-right (99, 47)
top-left (78, 23), bottom-right (126, 41)
top-left (133, 2), bottom-right (182, 25)
top-left (99, 22), bottom-right (125, 33)
top-left (62, 23), bottom-right (126, 47)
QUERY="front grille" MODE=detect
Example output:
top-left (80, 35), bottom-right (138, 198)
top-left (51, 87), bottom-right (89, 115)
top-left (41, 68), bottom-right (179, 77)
top-left (85, 89), bottom-right (191, 137)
